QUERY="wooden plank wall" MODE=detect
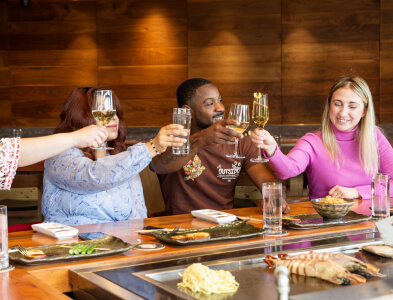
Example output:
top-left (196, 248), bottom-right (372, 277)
top-left (188, 0), bottom-right (282, 123)
top-left (97, 0), bottom-right (188, 126)
top-left (0, 0), bottom-right (391, 128)
top-left (2, 0), bottom-right (187, 127)
top-left (381, 0), bottom-right (393, 123)
top-left (282, 0), bottom-right (380, 124)
top-left (0, 1), bottom-right (11, 125)
top-left (5, 1), bottom-right (98, 127)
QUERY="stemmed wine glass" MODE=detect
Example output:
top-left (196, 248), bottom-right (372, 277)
top-left (226, 103), bottom-right (250, 159)
top-left (251, 93), bottom-right (269, 163)
top-left (92, 90), bottom-right (116, 150)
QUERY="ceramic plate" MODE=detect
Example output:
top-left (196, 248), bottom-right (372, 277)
top-left (9, 236), bottom-right (133, 265)
top-left (282, 211), bottom-right (371, 230)
top-left (151, 221), bottom-right (266, 245)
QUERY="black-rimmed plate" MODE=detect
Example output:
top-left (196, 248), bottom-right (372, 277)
top-left (282, 211), bottom-right (371, 229)
top-left (9, 236), bottom-right (133, 265)
top-left (151, 221), bottom-right (266, 245)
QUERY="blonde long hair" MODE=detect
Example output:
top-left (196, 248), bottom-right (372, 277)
top-left (321, 76), bottom-right (378, 175)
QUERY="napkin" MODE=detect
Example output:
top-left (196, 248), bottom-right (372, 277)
top-left (375, 216), bottom-right (393, 246)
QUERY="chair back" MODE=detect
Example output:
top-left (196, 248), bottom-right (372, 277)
top-left (139, 166), bottom-right (165, 217)
top-left (0, 171), bottom-right (43, 222)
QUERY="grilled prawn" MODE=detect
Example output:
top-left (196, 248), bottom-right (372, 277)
top-left (278, 252), bottom-right (385, 278)
top-left (265, 255), bottom-right (366, 285)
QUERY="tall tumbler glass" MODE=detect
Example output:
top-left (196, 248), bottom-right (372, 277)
top-left (372, 174), bottom-right (390, 219)
top-left (0, 205), bottom-right (13, 272)
top-left (263, 182), bottom-right (289, 236)
top-left (172, 108), bottom-right (191, 155)
top-left (12, 129), bottom-right (22, 138)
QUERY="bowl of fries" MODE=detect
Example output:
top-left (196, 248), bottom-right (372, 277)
top-left (311, 196), bottom-right (354, 221)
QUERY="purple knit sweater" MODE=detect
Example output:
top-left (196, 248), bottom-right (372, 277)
top-left (268, 125), bottom-right (393, 199)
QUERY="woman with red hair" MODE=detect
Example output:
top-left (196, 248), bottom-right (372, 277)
top-left (42, 87), bottom-right (186, 225)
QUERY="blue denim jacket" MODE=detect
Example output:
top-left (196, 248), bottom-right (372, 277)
top-left (42, 143), bottom-right (151, 225)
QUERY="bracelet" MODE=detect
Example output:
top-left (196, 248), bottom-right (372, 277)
top-left (150, 139), bottom-right (161, 155)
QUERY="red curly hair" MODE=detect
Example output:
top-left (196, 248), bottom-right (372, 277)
top-left (55, 87), bottom-right (127, 155)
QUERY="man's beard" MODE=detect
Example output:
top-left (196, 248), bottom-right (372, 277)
top-left (195, 116), bottom-right (212, 129)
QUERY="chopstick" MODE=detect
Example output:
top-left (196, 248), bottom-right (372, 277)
top-left (58, 245), bottom-right (111, 251)
top-left (9, 245), bottom-right (112, 252)
top-left (136, 228), bottom-right (186, 235)
top-left (236, 216), bottom-right (263, 222)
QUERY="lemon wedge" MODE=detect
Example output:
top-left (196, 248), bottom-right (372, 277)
top-left (254, 92), bottom-right (262, 99)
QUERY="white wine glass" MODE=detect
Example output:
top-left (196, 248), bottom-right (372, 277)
top-left (226, 103), bottom-right (250, 159)
top-left (92, 90), bottom-right (116, 150)
top-left (251, 93), bottom-right (269, 163)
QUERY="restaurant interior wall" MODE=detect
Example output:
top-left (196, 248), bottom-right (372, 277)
top-left (0, 0), bottom-right (392, 128)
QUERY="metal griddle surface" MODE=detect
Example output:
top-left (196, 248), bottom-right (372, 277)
top-left (92, 237), bottom-right (393, 299)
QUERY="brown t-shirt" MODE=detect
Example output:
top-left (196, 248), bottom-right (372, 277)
top-left (157, 137), bottom-right (260, 215)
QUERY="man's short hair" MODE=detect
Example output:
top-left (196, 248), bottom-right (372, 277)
top-left (176, 78), bottom-right (212, 107)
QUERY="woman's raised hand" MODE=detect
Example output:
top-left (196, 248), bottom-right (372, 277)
top-left (251, 128), bottom-right (277, 157)
top-left (71, 125), bottom-right (108, 149)
top-left (152, 124), bottom-right (188, 154)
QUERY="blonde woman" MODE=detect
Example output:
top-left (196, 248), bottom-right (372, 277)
top-left (252, 76), bottom-right (393, 199)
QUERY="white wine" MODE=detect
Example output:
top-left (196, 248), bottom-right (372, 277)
top-left (92, 110), bottom-right (116, 127)
top-left (250, 93), bottom-right (269, 163)
top-left (253, 115), bottom-right (268, 129)
top-left (228, 122), bottom-right (249, 134)
top-left (252, 101), bottom-right (269, 129)
top-left (226, 103), bottom-right (249, 159)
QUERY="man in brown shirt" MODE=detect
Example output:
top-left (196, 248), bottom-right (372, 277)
top-left (150, 78), bottom-right (290, 215)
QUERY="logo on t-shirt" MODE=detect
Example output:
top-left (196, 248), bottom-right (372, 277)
top-left (183, 155), bottom-right (206, 181)
top-left (217, 161), bottom-right (241, 182)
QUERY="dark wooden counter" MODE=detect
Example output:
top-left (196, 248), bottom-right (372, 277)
top-left (1, 200), bottom-right (378, 299)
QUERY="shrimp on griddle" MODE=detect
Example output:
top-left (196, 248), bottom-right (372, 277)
top-left (265, 255), bottom-right (366, 285)
top-left (278, 251), bottom-right (385, 278)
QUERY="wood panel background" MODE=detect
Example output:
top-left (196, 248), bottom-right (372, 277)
top-left (0, 0), bottom-right (391, 128)
top-left (381, 0), bottom-right (393, 123)
top-left (282, 0), bottom-right (380, 124)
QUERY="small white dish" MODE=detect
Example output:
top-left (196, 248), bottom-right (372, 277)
top-left (191, 209), bottom-right (236, 224)
top-left (32, 223), bottom-right (78, 239)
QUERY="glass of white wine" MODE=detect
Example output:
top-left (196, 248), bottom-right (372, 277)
top-left (250, 92), bottom-right (269, 163)
top-left (226, 103), bottom-right (250, 159)
top-left (92, 90), bottom-right (116, 150)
